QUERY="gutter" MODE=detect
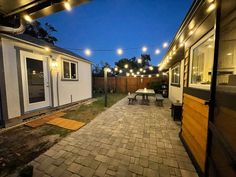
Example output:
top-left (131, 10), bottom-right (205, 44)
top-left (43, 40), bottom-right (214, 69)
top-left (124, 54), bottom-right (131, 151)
top-left (0, 21), bottom-right (25, 34)
top-left (0, 33), bottom-right (93, 64)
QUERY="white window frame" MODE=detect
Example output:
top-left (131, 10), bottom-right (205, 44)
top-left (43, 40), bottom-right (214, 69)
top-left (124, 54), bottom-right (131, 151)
top-left (171, 64), bottom-right (180, 86)
top-left (62, 59), bottom-right (78, 80)
top-left (189, 29), bottom-right (215, 90)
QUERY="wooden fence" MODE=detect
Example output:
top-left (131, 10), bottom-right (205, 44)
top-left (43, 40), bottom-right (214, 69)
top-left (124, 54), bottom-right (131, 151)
top-left (93, 76), bottom-right (167, 93)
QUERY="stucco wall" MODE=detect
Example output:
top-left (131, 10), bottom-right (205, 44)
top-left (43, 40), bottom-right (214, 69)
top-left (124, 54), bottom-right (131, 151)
top-left (1, 37), bottom-right (92, 119)
top-left (1, 38), bottom-right (21, 119)
top-left (168, 59), bottom-right (184, 103)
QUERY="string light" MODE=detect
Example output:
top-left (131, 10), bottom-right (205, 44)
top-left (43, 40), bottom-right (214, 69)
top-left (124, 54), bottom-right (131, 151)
top-left (143, 70), bottom-right (146, 73)
top-left (155, 49), bottom-right (160, 54)
top-left (148, 74), bottom-right (152, 78)
top-left (142, 46), bottom-right (148, 53)
top-left (126, 73), bottom-right (130, 76)
top-left (23, 14), bottom-right (33, 22)
top-left (163, 42), bottom-right (168, 48)
top-left (156, 74), bottom-right (160, 77)
top-left (124, 64), bottom-right (129, 69)
top-left (64, 1), bottom-right (72, 11)
top-left (114, 67), bottom-right (118, 71)
top-left (139, 68), bottom-right (143, 72)
top-left (130, 69), bottom-right (133, 73)
top-left (136, 71), bottom-right (140, 75)
top-left (149, 66), bottom-right (154, 71)
top-left (119, 69), bottom-right (123, 73)
top-left (84, 48), bottom-right (91, 56)
top-left (137, 58), bottom-right (142, 64)
top-left (117, 48), bottom-right (123, 55)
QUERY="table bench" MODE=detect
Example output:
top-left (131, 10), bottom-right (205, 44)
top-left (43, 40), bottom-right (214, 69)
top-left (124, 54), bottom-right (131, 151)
top-left (156, 94), bottom-right (164, 106)
top-left (128, 94), bottom-right (138, 105)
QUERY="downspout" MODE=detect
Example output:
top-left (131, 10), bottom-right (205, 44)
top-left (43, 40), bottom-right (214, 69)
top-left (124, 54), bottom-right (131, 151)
top-left (0, 21), bottom-right (25, 34)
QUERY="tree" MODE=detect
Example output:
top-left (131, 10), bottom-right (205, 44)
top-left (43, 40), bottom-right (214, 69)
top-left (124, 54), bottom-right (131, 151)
top-left (24, 21), bottom-right (58, 45)
top-left (115, 54), bottom-right (151, 70)
top-left (92, 61), bottom-right (111, 76)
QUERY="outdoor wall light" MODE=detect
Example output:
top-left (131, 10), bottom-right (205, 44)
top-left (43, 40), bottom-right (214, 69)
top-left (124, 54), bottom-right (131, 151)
top-left (51, 59), bottom-right (58, 69)
top-left (23, 14), bottom-right (33, 23)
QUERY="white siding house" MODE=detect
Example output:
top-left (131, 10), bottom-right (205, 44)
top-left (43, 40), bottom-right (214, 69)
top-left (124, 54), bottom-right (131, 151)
top-left (0, 34), bottom-right (92, 126)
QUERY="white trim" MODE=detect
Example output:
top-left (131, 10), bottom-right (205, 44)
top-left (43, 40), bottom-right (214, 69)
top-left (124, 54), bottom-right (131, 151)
top-left (20, 51), bottom-right (51, 112)
top-left (189, 29), bottom-right (215, 90)
top-left (61, 59), bottom-right (78, 80)
top-left (171, 64), bottom-right (180, 85)
top-left (0, 34), bottom-right (92, 64)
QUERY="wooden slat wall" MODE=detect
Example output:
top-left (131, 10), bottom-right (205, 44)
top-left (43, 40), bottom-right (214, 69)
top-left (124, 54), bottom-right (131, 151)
top-left (93, 76), bottom-right (164, 93)
top-left (181, 93), bottom-right (209, 172)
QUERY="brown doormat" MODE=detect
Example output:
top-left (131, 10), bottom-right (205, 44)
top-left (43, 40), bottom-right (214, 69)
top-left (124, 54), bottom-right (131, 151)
top-left (25, 112), bottom-right (65, 128)
top-left (46, 118), bottom-right (85, 130)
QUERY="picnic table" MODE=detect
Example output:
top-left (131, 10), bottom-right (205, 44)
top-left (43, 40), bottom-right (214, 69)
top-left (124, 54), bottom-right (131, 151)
top-left (135, 89), bottom-right (155, 105)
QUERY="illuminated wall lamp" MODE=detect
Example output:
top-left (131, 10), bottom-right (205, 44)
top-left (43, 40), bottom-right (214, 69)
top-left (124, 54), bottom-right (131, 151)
top-left (51, 59), bottom-right (58, 69)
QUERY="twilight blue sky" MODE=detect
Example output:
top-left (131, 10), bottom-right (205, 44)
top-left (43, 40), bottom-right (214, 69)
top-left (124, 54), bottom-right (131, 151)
top-left (39, 0), bottom-right (193, 66)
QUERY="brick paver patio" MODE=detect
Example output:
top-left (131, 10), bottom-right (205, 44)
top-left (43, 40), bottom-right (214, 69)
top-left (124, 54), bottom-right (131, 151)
top-left (30, 97), bottom-right (198, 177)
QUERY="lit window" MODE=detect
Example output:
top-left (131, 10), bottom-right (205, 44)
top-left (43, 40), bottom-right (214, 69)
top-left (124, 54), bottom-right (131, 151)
top-left (171, 64), bottom-right (180, 85)
top-left (189, 30), bottom-right (215, 89)
top-left (62, 60), bottom-right (78, 80)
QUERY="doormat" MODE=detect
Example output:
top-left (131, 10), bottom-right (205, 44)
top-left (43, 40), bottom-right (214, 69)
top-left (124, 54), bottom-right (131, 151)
top-left (25, 112), bottom-right (65, 128)
top-left (46, 118), bottom-right (85, 131)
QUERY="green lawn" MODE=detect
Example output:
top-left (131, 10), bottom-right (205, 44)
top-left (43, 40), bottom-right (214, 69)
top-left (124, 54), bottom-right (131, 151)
top-left (63, 93), bottom-right (126, 123)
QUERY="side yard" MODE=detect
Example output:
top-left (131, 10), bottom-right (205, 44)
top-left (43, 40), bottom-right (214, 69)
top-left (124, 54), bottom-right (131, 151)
top-left (0, 93), bottom-right (126, 177)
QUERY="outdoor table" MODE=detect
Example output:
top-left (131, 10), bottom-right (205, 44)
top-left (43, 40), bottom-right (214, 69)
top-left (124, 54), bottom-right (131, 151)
top-left (135, 89), bottom-right (155, 105)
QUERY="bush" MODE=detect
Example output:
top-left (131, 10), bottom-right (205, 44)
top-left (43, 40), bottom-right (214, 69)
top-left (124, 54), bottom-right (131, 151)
top-left (148, 82), bottom-right (162, 93)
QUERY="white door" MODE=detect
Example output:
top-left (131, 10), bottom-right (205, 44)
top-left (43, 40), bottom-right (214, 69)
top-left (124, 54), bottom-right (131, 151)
top-left (21, 51), bottom-right (50, 112)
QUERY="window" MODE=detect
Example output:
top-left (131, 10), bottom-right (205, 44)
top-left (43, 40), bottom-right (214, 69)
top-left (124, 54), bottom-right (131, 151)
top-left (62, 60), bottom-right (78, 80)
top-left (216, 11), bottom-right (236, 87)
top-left (171, 64), bottom-right (180, 85)
top-left (189, 31), bottom-right (215, 89)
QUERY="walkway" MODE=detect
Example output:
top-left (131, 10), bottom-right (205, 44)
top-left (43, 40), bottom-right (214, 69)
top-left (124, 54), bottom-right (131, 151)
top-left (30, 97), bottom-right (198, 177)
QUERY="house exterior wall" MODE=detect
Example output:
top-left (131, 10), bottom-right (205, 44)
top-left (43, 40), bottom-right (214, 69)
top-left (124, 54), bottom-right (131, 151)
top-left (168, 60), bottom-right (184, 103)
top-left (1, 37), bottom-right (92, 120)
